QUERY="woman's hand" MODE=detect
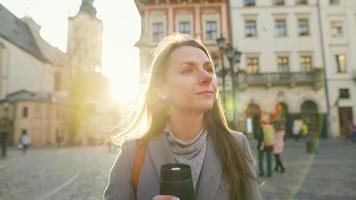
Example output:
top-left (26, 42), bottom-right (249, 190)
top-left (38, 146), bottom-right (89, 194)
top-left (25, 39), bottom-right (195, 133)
top-left (153, 195), bottom-right (179, 200)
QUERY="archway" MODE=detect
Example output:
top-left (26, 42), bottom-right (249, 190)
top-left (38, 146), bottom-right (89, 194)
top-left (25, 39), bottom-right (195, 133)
top-left (300, 100), bottom-right (320, 139)
top-left (245, 103), bottom-right (261, 138)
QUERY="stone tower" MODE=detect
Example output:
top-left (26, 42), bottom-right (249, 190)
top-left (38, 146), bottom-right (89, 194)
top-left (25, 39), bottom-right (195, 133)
top-left (67, 0), bottom-right (103, 72)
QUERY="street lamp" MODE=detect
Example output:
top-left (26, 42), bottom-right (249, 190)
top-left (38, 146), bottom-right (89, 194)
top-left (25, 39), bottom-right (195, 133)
top-left (216, 35), bottom-right (242, 128)
top-left (213, 56), bottom-right (228, 105)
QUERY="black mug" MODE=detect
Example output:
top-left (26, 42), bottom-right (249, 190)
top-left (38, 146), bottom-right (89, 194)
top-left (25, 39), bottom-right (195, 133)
top-left (160, 163), bottom-right (194, 200)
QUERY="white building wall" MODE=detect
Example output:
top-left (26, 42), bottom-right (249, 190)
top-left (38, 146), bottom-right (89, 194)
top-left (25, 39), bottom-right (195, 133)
top-left (230, 0), bottom-right (326, 115)
top-left (319, 0), bottom-right (356, 137)
top-left (0, 37), bottom-right (53, 99)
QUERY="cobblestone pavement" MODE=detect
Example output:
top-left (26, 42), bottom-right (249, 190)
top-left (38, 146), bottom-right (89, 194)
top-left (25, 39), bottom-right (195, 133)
top-left (254, 139), bottom-right (356, 200)
top-left (0, 139), bottom-right (355, 200)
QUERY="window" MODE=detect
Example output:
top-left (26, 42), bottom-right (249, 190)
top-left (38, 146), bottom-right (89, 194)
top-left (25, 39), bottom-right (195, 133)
top-left (336, 54), bottom-right (347, 73)
top-left (296, 0), bottom-right (308, 5)
top-left (246, 56), bottom-right (259, 74)
top-left (22, 107), bottom-right (28, 118)
top-left (298, 18), bottom-right (309, 36)
top-left (339, 88), bottom-right (350, 99)
top-left (273, 0), bottom-right (285, 5)
top-left (179, 22), bottom-right (190, 35)
top-left (205, 21), bottom-right (217, 41)
top-left (275, 19), bottom-right (287, 36)
top-left (300, 55), bottom-right (313, 71)
top-left (245, 20), bottom-right (257, 37)
top-left (244, 0), bottom-right (255, 6)
top-left (152, 22), bottom-right (164, 42)
top-left (277, 56), bottom-right (289, 72)
top-left (329, 0), bottom-right (340, 5)
top-left (331, 21), bottom-right (343, 37)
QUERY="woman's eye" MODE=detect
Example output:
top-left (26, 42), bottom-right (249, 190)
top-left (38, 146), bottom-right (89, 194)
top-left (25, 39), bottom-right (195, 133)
top-left (205, 66), bottom-right (214, 73)
top-left (182, 66), bottom-right (194, 74)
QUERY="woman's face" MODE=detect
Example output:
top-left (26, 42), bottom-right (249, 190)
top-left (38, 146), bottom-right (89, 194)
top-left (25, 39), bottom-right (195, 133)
top-left (158, 45), bottom-right (217, 114)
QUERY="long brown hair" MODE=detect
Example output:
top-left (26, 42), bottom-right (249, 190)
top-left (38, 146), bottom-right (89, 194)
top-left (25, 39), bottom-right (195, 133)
top-left (116, 33), bottom-right (255, 200)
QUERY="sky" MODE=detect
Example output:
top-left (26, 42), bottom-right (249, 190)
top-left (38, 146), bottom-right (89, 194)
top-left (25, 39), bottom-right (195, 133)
top-left (0, 0), bottom-right (141, 103)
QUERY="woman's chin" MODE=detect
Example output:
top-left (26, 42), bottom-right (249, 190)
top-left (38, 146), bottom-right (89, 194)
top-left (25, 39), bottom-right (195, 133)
top-left (196, 102), bottom-right (214, 112)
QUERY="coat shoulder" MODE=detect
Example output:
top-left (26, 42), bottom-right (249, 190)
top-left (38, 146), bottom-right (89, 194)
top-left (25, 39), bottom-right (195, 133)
top-left (229, 130), bottom-right (248, 144)
top-left (120, 139), bottom-right (138, 160)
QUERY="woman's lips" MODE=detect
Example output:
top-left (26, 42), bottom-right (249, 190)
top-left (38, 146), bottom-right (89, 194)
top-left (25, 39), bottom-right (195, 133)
top-left (195, 91), bottom-right (214, 96)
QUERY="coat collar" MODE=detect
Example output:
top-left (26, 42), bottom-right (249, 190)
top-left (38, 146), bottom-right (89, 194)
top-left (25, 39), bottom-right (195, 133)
top-left (146, 133), bottom-right (222, 199)
top-left (147, 133), bottom-right (175, 177)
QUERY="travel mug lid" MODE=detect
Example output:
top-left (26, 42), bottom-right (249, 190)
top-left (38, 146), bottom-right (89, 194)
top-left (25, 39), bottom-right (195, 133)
top-left (160, 163), bottom-right (192, 182)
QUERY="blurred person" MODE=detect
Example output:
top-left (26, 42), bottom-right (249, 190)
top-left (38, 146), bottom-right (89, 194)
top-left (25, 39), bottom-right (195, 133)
top-left (0, 108), bottom-right (9, 158)
top-left (21, 131), bottom-right (31, 154)
top-left (273, 124), bottom-right (285, 173)
top-left (260, 114), bottom-right (275, 178)
top-left (55, 132), bottom-right (62, 148)
top-left (252, 115), bottom-right (264, 177)
top-left (292, 119), bottom-right (301, 142)
top-left (300, 120), bottom-right (308, 140)
top-left (104, 33), bottom-right (261, 200)
top-left (351, 123), bottom-right (356, 142)
top-left (0, 128), bottom-right (8, 158)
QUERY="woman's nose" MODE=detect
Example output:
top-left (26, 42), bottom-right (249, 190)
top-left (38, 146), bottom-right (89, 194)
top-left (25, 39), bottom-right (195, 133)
top-left (198, 69), bottom-right (213, 85)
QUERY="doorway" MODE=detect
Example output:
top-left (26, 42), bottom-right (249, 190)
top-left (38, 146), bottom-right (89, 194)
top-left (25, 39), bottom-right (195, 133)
top-left (338, 107), bottom-right (353, 138)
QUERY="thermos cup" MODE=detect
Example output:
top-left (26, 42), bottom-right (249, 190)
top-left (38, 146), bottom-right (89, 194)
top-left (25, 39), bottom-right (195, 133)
top-left (160, 163), bottom-right (195, 200)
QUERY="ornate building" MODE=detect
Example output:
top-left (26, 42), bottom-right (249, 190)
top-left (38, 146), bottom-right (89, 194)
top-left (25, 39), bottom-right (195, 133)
top-left (134, 0), bottom-right (231, 81)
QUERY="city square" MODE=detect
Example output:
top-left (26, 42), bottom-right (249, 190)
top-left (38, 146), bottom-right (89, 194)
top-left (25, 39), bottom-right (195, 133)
top-left (1, 0), bottom-right (356, 199)
top-left (0, 139), bottom-right (355, 200)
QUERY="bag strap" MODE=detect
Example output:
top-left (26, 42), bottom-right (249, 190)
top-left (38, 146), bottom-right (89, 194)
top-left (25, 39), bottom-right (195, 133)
top-left (131, 142), bottom-right (147, 193)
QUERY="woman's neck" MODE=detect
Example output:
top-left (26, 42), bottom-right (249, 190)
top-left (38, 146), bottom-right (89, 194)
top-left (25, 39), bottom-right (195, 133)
top-left (168, 110), bottom-right (204, 142)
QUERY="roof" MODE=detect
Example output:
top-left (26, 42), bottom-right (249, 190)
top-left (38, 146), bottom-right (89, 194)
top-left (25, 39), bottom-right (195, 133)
top-left (4, 90), bottom-right (49, 101)
top-left (0, 4), bottom-right (48, 62)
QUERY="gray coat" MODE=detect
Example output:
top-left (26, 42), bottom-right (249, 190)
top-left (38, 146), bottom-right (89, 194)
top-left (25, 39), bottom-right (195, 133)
top-left (104, 131), bottom-right (261, 200)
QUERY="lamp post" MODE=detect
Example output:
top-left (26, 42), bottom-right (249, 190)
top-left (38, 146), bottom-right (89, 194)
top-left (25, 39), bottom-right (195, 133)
top-left (216, 35), bottom-right (242, 128)
top-left (214, 55), bottom-right (227, 105)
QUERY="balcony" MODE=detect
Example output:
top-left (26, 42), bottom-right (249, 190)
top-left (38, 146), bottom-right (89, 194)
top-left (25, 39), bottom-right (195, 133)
top-left (237, 68), bottom-right (323, 90)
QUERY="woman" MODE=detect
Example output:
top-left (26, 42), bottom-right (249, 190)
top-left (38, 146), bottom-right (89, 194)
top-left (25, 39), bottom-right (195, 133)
top-left (104, 33), bottom-right (261, 200)
top-left (273, 124), bottom-right (285, 173)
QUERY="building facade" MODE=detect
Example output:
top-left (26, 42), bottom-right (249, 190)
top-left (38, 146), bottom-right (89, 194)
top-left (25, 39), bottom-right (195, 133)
top-left (0, 0), bottom-right (118, 146)
top-left (0, 4), bottom-right (59, 99)
top-left (134, 0), bottom-right (231, 82)
top-left (230, 0), bottom-right (328, 138)
top-left (3, 90), bottom-right (65, 147)
top-left (318, 0), bottom-right (356, 138)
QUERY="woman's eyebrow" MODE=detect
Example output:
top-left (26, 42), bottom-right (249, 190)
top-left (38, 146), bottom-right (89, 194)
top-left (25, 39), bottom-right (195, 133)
top-left (179, 61), bottom-right (196, 67)
top-left (203, 61), bottom-right (213, 65)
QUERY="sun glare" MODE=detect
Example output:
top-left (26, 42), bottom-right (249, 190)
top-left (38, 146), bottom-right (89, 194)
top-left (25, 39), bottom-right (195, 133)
top-left (110, 78), bottom-right (139, 104)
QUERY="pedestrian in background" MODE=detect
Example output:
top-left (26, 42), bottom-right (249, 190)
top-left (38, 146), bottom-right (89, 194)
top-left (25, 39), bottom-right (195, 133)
top-left (253, 115), bottom-right (264, 177)
top-left (0, 128), bottom-right (8, 158)
top-left (351, 123), bottom-right (356, 142)
top-left (21, 131), bottom-right (31, 154)
top-left (273, 124), bottom-right (285, 173)
top-left (0, 107), bottom-right (9, 158)
top-left (292, 119), bottom-right (301, 142)
top-left (55, 131), bottom-right (62, 148)
top-left (260, 113), bottom-right (275, 178)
